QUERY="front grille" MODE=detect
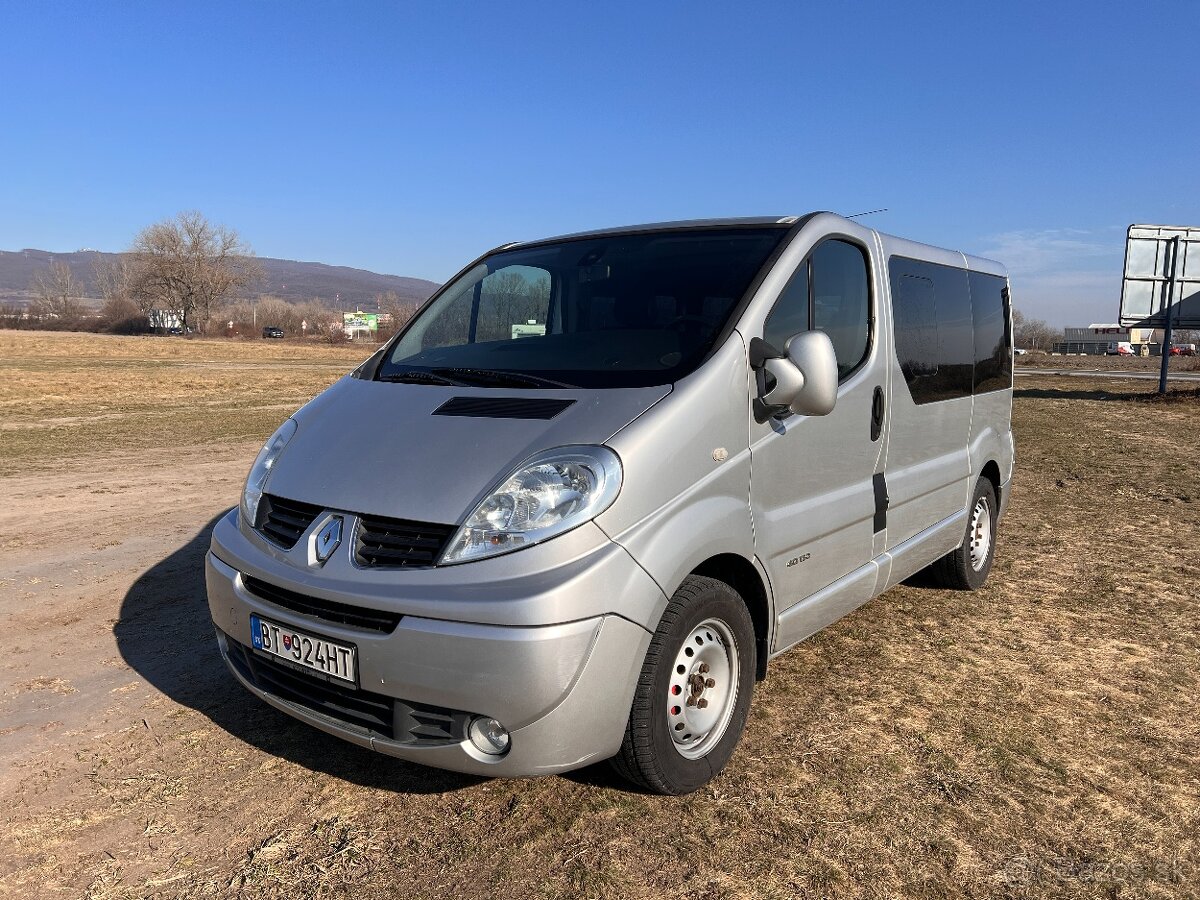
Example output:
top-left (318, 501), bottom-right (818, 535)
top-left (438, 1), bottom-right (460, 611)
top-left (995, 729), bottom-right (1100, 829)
top-left (242, 575), bottom-right (401, 634)
top-left (223, 635), bottom-right (469, 746)
top-left (227, 640), bottom-right (396, 738)
top-left (258, 494), bottom-right (323, 549)
top-left (355, 514), bottom-right (456, 568)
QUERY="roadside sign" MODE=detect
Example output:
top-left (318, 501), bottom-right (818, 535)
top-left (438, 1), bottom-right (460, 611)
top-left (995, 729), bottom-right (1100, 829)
top-left (343, 312), bottom-right (378, 331)
top-left (1119, 224), bottom-right (1200, 329)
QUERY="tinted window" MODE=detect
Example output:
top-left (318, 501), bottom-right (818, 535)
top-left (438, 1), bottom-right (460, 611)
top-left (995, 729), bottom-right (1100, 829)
top-left (763, 239), bottom-right (870, 380)
top-left (893, 273), bottom-right (939, 381)
top-left (763, 261), bottom-right (808, 352)
top-left (812, 240), bottom-right (871, 379)
top-left (970, 271), bottom-right (1012, 393)
top-left (379, 227), bottom-right (789, 389)
top-left (888, 256), bottom-right (973, 403)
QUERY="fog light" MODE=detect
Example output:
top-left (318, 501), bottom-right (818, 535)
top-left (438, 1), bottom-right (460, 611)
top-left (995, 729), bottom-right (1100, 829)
top-left (468, 716), bottom-right (510, 755)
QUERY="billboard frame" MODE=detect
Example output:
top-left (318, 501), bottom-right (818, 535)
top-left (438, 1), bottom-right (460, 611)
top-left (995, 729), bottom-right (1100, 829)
top-left (1119, 224), bottom-right (1200, 330)
top-left (1119, 224), bottom-right (1199, 393)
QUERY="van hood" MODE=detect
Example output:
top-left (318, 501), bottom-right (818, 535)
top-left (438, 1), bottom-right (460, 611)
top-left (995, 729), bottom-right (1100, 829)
top-left (262, 375), bottom-right (670, 525)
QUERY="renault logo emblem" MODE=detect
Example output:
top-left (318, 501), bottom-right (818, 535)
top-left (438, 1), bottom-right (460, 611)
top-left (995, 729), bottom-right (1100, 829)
top-left (314, 516), bottom-right (343, 564)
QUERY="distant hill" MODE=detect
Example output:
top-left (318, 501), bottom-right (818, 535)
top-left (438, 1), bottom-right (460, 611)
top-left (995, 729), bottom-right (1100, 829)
top-left (0, 248), bottom-right (440, 308)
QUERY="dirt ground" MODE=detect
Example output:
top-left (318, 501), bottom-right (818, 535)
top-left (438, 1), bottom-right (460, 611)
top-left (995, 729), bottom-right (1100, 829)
top-left (1, 331), bottom-right (1198, 899)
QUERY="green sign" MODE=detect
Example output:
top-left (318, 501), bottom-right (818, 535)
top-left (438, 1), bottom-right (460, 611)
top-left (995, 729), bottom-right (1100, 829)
top-left (343, 312), bottom-right (379, 330)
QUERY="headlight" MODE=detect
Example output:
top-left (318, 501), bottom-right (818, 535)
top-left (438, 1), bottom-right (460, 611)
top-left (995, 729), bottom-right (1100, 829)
top-left (440, 446), bottom-right (622, 565)
top-left (241, 418), bottom-right (297, 526)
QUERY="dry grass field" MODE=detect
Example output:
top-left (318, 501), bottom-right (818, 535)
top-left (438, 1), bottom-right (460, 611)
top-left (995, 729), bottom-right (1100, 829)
top-left (0, 333), bottom-right (371, 475)
top-left (1, 331), bottom-right (1198, 899)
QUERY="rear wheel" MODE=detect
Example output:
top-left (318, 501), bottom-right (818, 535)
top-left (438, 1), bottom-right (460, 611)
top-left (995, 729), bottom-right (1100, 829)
top-left (927, 478), bottom-right (998, 590)
top-left (611, 575), bottom-right (755, 795)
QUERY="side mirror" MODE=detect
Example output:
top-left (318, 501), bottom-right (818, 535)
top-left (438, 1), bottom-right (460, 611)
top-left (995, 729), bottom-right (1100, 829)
top-left (750, 331), bottom-right (838, 421)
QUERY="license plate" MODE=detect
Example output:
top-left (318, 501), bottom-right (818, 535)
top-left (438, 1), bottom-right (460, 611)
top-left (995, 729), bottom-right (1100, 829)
top-left (250, 614), bottom-right (357, 684)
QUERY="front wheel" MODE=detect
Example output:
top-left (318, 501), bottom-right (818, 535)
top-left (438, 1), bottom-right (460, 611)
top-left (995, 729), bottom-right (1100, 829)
top-left (611, 575), bottom-right (755, 795)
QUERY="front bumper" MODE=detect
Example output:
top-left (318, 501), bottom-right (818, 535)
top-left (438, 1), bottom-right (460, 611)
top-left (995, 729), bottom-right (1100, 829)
top-left (204, 510), bottom-right (661, 777)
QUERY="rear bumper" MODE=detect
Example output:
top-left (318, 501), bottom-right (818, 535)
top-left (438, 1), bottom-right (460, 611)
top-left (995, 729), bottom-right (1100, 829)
top-left (204, 510), bottom-right (660, 777)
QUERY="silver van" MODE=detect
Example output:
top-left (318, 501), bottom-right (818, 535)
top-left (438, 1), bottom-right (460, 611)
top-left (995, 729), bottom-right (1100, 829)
top-left (206, 213), bottom-right (1013, 794)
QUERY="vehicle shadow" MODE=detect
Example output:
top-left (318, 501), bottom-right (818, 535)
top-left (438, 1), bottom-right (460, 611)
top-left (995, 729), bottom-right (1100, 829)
top-left (1015, 386), bottom-right (1200, 403)
top-left (1013, 387), bottom-right (1150, 402)
top-left (114, 513), bottom-right (479, 795)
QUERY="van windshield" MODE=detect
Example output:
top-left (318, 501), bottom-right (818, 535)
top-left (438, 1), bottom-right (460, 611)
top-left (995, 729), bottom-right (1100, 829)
top-left (376, 226), bottom-right (790, 389)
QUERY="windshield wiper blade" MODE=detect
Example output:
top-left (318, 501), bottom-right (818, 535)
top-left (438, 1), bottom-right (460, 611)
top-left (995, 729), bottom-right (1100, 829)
top-left (377, 370), bottom-right (462, 386)
top-left (430, 368), bottom-right (575, 389)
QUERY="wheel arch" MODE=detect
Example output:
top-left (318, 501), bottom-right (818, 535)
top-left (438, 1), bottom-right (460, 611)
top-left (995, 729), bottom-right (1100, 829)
top-left (690, 554), bottom-right (772, 681)
top-left (980, 458), bottom-right (1001, 506)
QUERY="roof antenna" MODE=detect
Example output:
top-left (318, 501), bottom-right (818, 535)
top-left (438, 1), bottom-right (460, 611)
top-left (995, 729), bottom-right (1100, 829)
top-left (847, 208), bottom-right (888, 218)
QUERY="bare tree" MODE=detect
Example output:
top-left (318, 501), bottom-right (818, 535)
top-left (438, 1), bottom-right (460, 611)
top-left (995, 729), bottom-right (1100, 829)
top-left (92, 255), bottom-right (145, 332)
top-left (94, 255), bottom-right (134, 305)
top-left (30, 262), bottom-right (84, 324)
top-left (1012, 309), bottom-right (1062, 352)
top-left (1175, 328), bottom-right (1200, 346)
top-left (129, 212), bottom-right (262, 332)
top-left (375, 290), bottom-right (420, 338)
top-left (295, 299), bottom-right (336, 337)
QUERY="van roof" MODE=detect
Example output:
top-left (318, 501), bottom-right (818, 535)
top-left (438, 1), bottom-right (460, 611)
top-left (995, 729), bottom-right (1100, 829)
top-left (503, 213), bottom-right (1008, 277)
top-left (506, 216), bottom-right (803, 249)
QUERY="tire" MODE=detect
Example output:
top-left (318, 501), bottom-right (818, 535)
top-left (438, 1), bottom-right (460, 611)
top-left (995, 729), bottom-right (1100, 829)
top-left (927, 478), bottom-right (998, 590)
top-left (611, 575), bottom-right (756, 795)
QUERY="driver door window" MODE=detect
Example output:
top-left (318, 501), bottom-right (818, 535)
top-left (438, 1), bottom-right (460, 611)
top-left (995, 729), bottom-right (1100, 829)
top-left (763, 239), bottom-right (871, 379)
top-left (763, 262), bottom-right (809, 352)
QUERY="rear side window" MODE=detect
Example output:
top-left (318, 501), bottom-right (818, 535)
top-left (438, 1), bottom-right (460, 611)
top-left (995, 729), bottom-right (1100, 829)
top-left (970, 272), bottom-right (1012, 393)
top-left (888, 257), bottom-right (974, 403)
top-left (892, 273), bottom-right (939, 380)
top-left (763, 239), bottom-right (871, 380)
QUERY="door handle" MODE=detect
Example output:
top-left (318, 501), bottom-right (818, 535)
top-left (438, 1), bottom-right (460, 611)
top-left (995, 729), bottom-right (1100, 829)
top-left (870, 386), bottom-right (885, 441)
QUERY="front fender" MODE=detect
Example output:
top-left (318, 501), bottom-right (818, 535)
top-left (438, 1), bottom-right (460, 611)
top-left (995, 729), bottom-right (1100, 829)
top-left (598, 451), bottom-right (759, 625)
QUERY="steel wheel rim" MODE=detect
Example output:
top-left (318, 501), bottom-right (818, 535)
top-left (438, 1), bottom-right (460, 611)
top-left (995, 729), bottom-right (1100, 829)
top-left (969, 496), bottom-right (992, 571)
top-left (666, 617), bottom-right (739, 760)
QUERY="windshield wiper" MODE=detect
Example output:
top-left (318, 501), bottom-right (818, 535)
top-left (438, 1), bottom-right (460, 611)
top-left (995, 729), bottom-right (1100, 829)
top-left (377, 370), bottom-right (463, 386)
top-left (430, 368), bottom-right (575, 389)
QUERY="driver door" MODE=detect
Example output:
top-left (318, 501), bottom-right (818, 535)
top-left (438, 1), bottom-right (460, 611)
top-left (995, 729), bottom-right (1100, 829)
top-left (748, 236), bottom-right (889, 651)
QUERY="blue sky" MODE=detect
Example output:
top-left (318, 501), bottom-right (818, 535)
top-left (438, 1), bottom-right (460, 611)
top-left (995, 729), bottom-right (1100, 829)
top-left (1, 1), bottom-right (1195, 326)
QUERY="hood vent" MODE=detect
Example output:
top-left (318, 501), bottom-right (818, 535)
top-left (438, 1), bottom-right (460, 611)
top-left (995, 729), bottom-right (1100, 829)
top-left (432, 396), bottom-right (575, 420)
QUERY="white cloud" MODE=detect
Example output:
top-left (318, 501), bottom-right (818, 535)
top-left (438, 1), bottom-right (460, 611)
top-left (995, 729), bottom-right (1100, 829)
top-left (977, 228), bottom-right (1125, 328)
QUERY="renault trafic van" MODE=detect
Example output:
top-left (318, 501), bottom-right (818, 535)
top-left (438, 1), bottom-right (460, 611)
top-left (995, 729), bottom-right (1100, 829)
top-left (206, 213), bottom-right (1014, 794)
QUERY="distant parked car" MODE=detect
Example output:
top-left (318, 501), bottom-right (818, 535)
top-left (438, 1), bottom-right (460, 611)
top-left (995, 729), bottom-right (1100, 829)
top-left (1169, 344), bottom-right (1196, 356)
top-left (1107, 341), bottom-right (1135, 356)
top-left (1013, 348), bottom-right (1028, 355)
top-left (262, 326), bottom-right (285, 339)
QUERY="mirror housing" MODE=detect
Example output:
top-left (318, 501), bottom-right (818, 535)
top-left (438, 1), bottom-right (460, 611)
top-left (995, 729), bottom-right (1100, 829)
top-left (750, 331), bottom-right (838, 421)
top-left (783, 330), bottom-right (838, 415)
